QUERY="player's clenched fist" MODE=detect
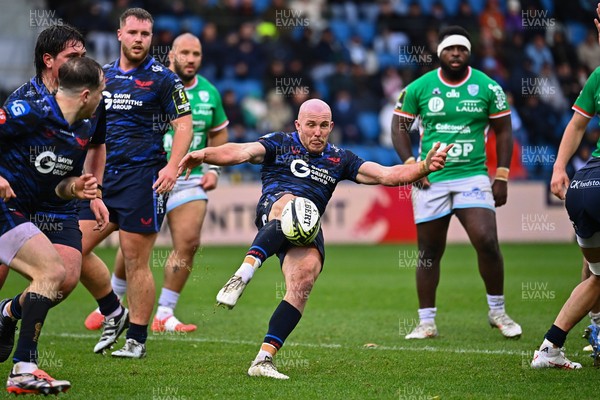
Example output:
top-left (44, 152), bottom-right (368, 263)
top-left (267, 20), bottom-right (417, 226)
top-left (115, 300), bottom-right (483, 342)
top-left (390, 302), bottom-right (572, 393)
top-left (0, 175), bottom-right (16, 202)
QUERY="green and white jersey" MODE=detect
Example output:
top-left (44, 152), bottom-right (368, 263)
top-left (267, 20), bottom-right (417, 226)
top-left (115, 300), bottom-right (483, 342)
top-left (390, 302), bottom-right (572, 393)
top-left (394, 67), bottom-right (511, 183)
top-left (163, 74), bottom-right (228, 177)
top-left (573, 66), bottom-right (600, 158)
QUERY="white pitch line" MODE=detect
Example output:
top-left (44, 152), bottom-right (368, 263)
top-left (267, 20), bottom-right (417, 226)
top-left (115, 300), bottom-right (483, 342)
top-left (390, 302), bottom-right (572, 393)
top-left (46, 332), bottom-right (526, 356)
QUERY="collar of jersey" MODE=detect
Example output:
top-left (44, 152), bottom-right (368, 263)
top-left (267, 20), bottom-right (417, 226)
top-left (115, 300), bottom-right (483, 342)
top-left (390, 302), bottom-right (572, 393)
top-left (30, 76), bottom-right (51, 96)
top-left (437, 66), bottom-right (472, 87)
top-left (113, 55), bottom-right (154, 74)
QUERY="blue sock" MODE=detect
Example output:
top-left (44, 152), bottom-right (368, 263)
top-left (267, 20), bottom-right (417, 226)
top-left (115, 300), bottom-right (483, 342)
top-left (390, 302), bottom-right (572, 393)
top-left (12, 293), bottom-right (52, 363)
top-left (97, 291), bottom-right (120, 317)
top-left (263, 300), bottom-right (302, 350)
top-left (10, 293), bottom-right (22, 320)
top-left (246, 219), bottom-right (287, 264)
top-left (126, 323), bottom-right (148, 344)
top-left (545, 324), bottom-right (567, 348)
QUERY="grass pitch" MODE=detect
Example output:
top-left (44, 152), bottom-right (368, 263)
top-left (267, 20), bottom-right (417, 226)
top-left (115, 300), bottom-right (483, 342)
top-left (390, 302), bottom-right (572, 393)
top-left (0, 243), bottom-right (596, 399)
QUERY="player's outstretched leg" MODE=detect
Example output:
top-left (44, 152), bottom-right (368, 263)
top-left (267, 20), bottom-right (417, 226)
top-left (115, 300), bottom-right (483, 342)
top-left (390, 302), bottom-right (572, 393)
top-left (216, 219), bottom-right (286, 309)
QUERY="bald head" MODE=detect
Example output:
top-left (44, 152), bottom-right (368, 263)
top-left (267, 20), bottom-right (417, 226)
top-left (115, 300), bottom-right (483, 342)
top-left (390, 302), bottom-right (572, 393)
top-left (298, 99), bottom-right (331, 118)
top-left (172, 33), bottom-right (201, 51)
top-left (169, 33), bottom-right (202, 84)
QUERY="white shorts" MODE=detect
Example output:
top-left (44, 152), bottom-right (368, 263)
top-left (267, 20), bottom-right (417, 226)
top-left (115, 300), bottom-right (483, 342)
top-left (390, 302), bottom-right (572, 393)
top-left (411, 175), bottom-right (495, 224)
top-left (166, 178), bottom-right (208, 213)
top-left (0, 222), bottom-right (41, 265)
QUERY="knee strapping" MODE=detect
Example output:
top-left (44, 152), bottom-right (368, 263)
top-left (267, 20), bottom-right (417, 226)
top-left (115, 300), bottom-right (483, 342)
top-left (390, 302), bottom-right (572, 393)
top-left (588, 261), bottom-right (600, 276)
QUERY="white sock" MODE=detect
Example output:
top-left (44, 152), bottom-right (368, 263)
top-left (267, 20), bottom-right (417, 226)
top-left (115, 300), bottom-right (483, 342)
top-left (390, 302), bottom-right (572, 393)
top-left (418, 307), bottom-right (437, 325)
top-left (487, 294), bottom-right (505, 313)
top-left (106, 305), bottom-right (123, 319)
top-left (2, 303), bottom-right (10, 318)
top-left (236, 260), bottom-right (260, 284)
top-left (540, 338), bottom-right (558, 353)
top-left (12, 361), bottom-right (37, 374)
top-left (590, 311), bottom-right (600, 326)
top-left (158, 287), bottom-right (180, 311)
top-left (253, 348), bottom-right (275, 364)
top-left (111, 274), bottom-right (127, 298)
top-left (155, 305), bottom-right (174, 320)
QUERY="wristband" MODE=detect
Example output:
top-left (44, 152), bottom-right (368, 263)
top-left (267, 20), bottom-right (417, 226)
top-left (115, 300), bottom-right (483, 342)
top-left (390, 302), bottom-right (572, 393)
top-left (419, 160), bottom-right (429, 175)
top-left (207, 165), bottom-right (221, 177)
top-left (495, 167), bottom-right (509, 182)
top-left (404, 156), bottom-right (416, 165)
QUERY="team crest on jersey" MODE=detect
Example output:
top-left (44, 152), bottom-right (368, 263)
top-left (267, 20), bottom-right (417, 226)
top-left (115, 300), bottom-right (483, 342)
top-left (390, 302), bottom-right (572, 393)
top-left (467, 84), bottom-right (479, 96)
top-left (135, 79), bottom-right (154, 89)
top-left (199, 91), bottom-right (210, 102)
top-left (427, 97), bottom-right (444, 112)
top-left (151, 64), bottom-right (163, 73)
top-left (8, 100), bottom-right (30, 117)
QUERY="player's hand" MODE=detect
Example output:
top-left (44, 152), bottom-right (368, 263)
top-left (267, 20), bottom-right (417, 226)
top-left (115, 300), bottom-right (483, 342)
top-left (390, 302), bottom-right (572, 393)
top-left (425, 142), bottom-right (454, 172)
top-left (595, 2), bottom-right (600, 45)
top-left (550, 167), bottom-right (570, 200)
top-left (90, 198), bottom-right (109, 231)
top-left (0, 175), bottom-right (16, 202)
top-left (201, 171), bottom-right (218, 191)
top-left (178, 150), bottom-right (206, 180)
top-left (73, 174), bottom-right (98, 200)
top-left (492, 179), bottom-right (508, 207)
top-left (154, 164), bottom-right (178, 194)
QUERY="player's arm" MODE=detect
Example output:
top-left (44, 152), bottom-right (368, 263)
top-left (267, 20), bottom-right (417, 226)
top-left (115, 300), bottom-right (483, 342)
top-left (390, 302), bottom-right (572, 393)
top-left (55, 173), bottom-right (98, 200)
top-left (154, 114), bottom-right (193, 193)
top-left (489, 114), bottom-right (512, 207)
top-left (391, 114), bottom-right (417, 163)
top-left (83, 143), bottom-right (109, 231)
top-left (0, 174), bottom-right (16, 202)
top-left (551, 112), bottom-right (590, 199)
top-left (202, 125), bottom-right (229, 190)
top-left (179, 142), bottom-right (266, 179)
top-left (356, 142), bottom-right (452, 186)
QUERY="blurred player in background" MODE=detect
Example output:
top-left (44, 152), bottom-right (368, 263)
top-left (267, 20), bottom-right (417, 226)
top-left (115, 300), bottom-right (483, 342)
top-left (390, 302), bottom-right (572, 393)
top-left (84, 32), bottom-right (229, 333)
top-left (179, 98), bottom-right (452, 379)
top-left (532, 2), bottom-right (600, 369)
top-left (77, 8), bottom-right (192, 358)
top-left (0, 56), bottom-right (104, 395)
top-left (0, 24), bottom-right (109, 367)
top-left (391, 25), bottom-right (521, 340)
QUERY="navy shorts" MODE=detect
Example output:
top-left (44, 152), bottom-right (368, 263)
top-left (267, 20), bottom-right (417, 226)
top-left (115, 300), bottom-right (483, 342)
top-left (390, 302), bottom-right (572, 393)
top-left (255, 192), bottom-right (325, 266)
top-left (0, 202), bottom-right (82, 252)
top-left (565, 160), bottom-right (600, 239)
top-left (79, 164), bottom-right (168, 233)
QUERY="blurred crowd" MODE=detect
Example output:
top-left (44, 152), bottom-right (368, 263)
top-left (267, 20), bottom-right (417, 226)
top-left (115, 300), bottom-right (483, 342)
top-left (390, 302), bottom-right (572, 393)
top-left (41, 0), bottom-right (600, 180)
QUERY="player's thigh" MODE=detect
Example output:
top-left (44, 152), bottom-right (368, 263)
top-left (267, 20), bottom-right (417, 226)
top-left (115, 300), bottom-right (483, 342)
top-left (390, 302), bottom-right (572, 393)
top-left (52, 243), bottom-right (82, 285)
top-left (269, 193), bottom-right (296, 221)
top-left (167, 200), bottom-right (207, 247)
top-left (10, 232), bottom-right (64, 282)
top-left (454, 207), bottom-right (499, 242)
top-left (0, 265), bottom-right (8, 290)
top-left (79, 219), bottom-right (118, 256)
top-left (119, 229), bottom-right (158, 266)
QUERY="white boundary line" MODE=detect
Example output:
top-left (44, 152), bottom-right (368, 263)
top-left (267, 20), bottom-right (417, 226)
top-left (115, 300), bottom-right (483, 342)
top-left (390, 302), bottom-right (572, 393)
top-left (47, 332), bottom-right (526, 356)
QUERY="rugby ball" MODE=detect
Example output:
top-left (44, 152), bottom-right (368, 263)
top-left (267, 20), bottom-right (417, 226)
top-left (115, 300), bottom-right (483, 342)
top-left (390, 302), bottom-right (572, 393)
top-left (280, 197), bottom-right (321, 246)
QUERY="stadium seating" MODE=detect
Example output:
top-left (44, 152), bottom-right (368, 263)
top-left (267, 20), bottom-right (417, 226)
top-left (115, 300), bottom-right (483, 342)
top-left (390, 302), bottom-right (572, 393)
top-left (357, 112), bottom-right (381, 145)
top-left (154, 15), bottom-right (181, 36)
top-left (180, 16), bottom-right (204, 37)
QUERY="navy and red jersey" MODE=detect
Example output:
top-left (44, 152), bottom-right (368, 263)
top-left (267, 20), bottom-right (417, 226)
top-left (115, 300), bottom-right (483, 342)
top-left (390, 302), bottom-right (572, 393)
top-left (258, 131), bottom-right (365, 215)
top-left (5, 76), bottom-right (106, 215)
top-left (0, 96), bottom-right (95, 213)
top-left (102, 56), bottom-right (191, 170)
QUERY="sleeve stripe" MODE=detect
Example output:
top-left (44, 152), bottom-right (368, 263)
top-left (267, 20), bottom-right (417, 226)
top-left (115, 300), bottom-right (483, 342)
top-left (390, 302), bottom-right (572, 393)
top-left (210, 119), bottom-right (229, 132)
top-left (489, 110), bottom-right (511, 119)
top-left (572, 105), bottom-right (594, 118)
top-left (393, 110), bottom-right (416, 119)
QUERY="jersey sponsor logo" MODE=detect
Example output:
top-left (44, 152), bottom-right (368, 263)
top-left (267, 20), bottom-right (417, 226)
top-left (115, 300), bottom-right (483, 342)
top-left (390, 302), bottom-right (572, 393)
top-left (291, 159), bottom-right (310, 178)
top-left (151, 64), bottom-right (163, 73)
top-left (114, 74), bottom-right (133, 80)
top-left (290, 159), bottom-right (336, 185)
top-left (8, 100), bottom-right (30, 117)
top-left (134, 79), bottom-right (154, 89)
top-left (446, 89), bottom-right (460, 98)
top-left (462, 187), bottom-right (486, 200)
top-left (427, 97), bottom-right (444, 113)
top-left (199, 90), bottom-right (210, 102)
top-left (467, 84), bottom-right (479, 96)
top-left (455, 100), bottom-right (484, 113)
top-left (33, 151), bottom-right (75, 176)
top-left (437, 141), bottom-right (474, 158)
top-left (570, 179), bottom-right (600, 189)
top-left (173, 88), bottom-right (191, 115)
top-left (327, 157), bottom-right (341, 164)
top-left (432, 88), bottom-right (441, 95)
top-left (103, 91), bottom-right (143, 110)
top-left (0, 109), bottom-right (6, 124)
top-left (75, 136), bottom-right (89, 148)
top-left (434, 123), bottom-right (471, 133)
top-left (140, 217), bottom-right (153, 226)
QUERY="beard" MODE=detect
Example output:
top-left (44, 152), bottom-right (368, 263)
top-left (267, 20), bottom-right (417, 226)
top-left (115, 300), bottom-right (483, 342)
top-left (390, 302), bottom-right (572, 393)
top-left (173, 60), bottom-right (196, 83)
top-left (122, 43), bottom-right (149, 64)
top-left (440, 59), bottom-right (469, 81)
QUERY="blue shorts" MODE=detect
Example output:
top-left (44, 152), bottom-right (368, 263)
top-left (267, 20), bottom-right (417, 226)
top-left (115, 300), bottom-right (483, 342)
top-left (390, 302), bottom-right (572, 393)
top-left (79, 165), bottom-right (168, 233)
top-left (0, 202), bottom-right (81, 252)
top-left (255, 192), bottom-right (325, 266)
top-left (566, 159), bottom-right (600, 239)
